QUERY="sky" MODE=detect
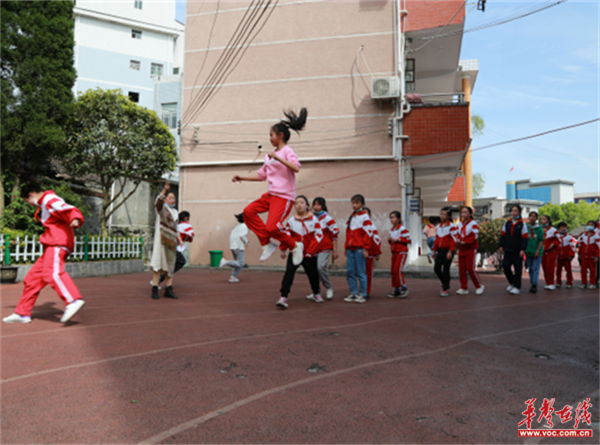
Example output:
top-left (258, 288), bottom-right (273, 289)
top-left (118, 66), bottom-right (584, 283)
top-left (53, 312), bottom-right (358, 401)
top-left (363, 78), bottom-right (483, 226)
top-left (174, 0), bottom-right (599, 197)
top-left (460, 0), bottom-right (599, 197)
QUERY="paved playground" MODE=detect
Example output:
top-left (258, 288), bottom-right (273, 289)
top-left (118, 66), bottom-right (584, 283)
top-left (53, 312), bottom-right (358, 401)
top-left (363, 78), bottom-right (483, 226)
top-left (1, 268), bottom-right (598, 444)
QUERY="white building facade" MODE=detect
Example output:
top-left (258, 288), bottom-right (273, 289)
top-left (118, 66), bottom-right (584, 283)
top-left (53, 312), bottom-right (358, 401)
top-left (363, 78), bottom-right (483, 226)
top-left (73, 0), bottom-right (185, 111)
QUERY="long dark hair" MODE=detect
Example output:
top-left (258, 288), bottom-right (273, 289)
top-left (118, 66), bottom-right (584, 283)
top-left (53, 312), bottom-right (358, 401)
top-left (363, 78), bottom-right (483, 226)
top-left (271, 108), bottom-right (307, 143)
top-left (313, 197), bottom-right (328, 212)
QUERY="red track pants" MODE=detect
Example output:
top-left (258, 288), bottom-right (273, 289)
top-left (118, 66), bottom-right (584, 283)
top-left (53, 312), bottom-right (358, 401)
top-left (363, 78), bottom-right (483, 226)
top-left (581, 256), bottom-right (597, 285)
top-left (542, 251), bottom-right (558, 286)
top-left (366, 257), bottom-right (374, 294)
top-left (243, 193), bottom-right (296, 251)
top-left (555, 258), bottom-right (573, 286)
top-left (391, 252), bottom-right (407, 288)
top-left (15, 247), bottom-right (82, 317)
top-left (458, 249), bottom-right (482, 290)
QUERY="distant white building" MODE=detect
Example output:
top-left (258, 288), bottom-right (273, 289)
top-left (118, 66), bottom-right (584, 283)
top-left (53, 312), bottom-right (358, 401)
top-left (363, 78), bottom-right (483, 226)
top-left (506, 179), bottom-right (575, 205)
top-left (73, 0), bottom-right (185, 110)
top-left (473, 197), bottom-right (544, 221)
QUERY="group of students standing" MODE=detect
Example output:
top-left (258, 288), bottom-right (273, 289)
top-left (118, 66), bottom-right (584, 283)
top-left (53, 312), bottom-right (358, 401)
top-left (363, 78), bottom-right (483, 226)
top-left (500, 204), bottom-right (599, 294)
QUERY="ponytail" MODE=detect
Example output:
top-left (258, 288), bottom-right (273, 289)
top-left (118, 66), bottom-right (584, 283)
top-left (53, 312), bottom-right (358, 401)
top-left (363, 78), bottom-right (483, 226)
top-left (272, 108), bottom-right (308, 143)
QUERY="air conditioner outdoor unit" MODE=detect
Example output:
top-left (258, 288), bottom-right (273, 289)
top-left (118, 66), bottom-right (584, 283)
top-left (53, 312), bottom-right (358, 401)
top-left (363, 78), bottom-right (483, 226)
top-left (371, 76), bottom-right (401, 99)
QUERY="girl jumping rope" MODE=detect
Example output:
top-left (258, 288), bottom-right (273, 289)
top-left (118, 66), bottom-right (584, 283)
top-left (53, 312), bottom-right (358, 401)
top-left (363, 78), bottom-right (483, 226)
top-left (232, 108), bottom-right (307, 267)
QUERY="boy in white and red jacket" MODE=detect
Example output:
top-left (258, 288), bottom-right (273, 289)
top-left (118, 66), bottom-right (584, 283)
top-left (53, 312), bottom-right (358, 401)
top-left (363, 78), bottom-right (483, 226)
top-left (387, 211), bottom-right (411, 298)
top-left (344, 194), bottom-right (375, 304)
top-left (578, 221), bottom-right (599, 289)
top-left (432, 207), bottom-right (458, 297)
top-left (456, 206), bottom-right (484, 295)
top-left (276, 195), bottom-right (324, 309)
top-left (309, 197), bottom-right (339, 300)
top-left (555, 222), bottom-right (575, 288)
top-left (363, 207), bottom-right (381, 300)
top-left (3, 178), bottom-right (86, 324)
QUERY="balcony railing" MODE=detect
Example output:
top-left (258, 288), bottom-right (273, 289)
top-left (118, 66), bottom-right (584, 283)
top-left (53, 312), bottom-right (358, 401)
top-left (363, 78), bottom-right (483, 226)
top-left (407, 92), bottom-right (465, 104)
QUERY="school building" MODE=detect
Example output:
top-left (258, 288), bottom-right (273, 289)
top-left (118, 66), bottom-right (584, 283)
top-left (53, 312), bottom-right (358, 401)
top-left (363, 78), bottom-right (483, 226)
top-left (180, 0), bottom-right (481, 268)
top-left (506, 179), bottom-right (575, 205)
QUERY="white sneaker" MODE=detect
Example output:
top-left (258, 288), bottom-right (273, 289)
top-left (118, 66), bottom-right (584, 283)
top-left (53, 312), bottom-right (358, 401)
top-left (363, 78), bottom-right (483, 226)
top-left (291, 242), bottom-right (304, 266)
top-left (565, 285), bottom-right (572, 289)
top-left (219, 258), bottom-right (229, 268)
top-left (509, 288), bottom-right (521, 295)
top-left (276, 297), bottom-right (288, 309)
top-left (306, 294), bottom-right (315, 301)
top-left (149, 280), bottom-right (161, 290)
top-left (344, 294), bottom-right (357, 302)
top-left (475, 285), bottom-right (485, 295)
top-left (260, 242), bottom-right (278, 262)
top-left (589, 285), bottom-right (597, 289)
top-left (579, 284), bottom-right (588, 289)
top-left (228, 276), bottom-right (239, 283)
top-left (355, 296), bottom-right (367, 304)
top-left (2, 313), bottom-right (32, 324)
top-left (544, 285), bottom-right (556, 291)
top-left (506, 285), bottom-right (515, 292)
top-left (326, 288), bottom-right (334, 300)
top-left (456, 288), bottom-right (469, 295)
top-left (313, 294), bottom-right (324, 303)
top-left (60, 299), bottom-right (85, 323)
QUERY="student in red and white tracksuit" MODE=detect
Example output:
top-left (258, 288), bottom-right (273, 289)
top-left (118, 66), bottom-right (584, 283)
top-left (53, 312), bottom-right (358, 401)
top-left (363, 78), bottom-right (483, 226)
top-left (362, 207), bottom-right (381, 299)
top-left (276, 196), bottom-right (324, 309)
top-left (578, 222), bottom-right (599, 289)
top-left (3, 180), bottom-right (86, 324)
top-left (555, 222), bottom-right (575, 288)
top-left (540, 215), bottom-right (559, 290)
top-left (387, 211), bottom-right (411, 298)
top-left (432, 207), bottom-right (458, 297)
top-left (456, 207), bottom-right (484, 295)
top-left (311, 197), bottom-right (339, 300)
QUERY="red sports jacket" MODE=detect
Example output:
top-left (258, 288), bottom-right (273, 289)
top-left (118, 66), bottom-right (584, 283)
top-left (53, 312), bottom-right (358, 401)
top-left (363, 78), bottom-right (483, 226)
top-left (433, 221), bottom-right (457, 252)
top-left (316, 212), bottom-right (339, 251)
top-left (457, 218), bottom-right (479, 252)
top-left (388, 224), bottom-right (411, 254)
top-left (282, 214), bottom-right (323, 258)
top-left (345, 210), bottom-right (375, 251)
top-left (34, 190), bottom-right (84, 254)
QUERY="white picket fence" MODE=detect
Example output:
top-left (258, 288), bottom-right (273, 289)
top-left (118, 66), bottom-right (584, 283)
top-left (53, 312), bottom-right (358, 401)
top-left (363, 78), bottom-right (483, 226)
top-left (0, 234), bottom-right (142, 265)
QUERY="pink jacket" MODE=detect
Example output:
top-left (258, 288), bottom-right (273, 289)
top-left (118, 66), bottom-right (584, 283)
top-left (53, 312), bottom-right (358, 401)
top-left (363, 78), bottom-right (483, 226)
top-left (256, 145), bottom-right (301, 201)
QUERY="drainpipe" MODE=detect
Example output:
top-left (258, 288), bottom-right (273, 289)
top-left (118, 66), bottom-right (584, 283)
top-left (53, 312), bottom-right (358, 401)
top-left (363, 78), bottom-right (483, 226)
top-left (462, 74), bottom-right (473, 207)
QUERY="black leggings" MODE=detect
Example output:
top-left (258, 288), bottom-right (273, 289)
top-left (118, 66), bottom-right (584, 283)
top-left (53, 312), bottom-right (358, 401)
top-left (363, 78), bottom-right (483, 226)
top-left (434, 249), bottom-right (454, 291)
top-left (503, 251), bottom-right (523, 289)
top-left (280, 254), bottom-right (321, 298)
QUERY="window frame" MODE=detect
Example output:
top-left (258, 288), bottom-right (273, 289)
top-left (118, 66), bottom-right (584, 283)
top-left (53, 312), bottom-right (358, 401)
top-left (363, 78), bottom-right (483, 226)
top-left (151, 63), bottom-right (164, 77)
top-left (130, 60), bottom-right (141, 71)
top-left (405, 58), bottom-right (416, 93)
top-left (131, 29), bottom-right (142, 39)
top-left (128, 92), bottom-right (140, 103)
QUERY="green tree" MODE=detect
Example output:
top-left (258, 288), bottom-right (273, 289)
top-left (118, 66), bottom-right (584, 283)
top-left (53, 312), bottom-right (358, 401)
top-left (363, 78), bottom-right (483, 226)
top-left (1, 1), bottom-right (76, 217)
top-left (539, 201), bottom-right (600, 231)
top-left (61, 89), bottom-right (178, 236)
top-left (473, 172), bottom-right (486, 198)
top-left (472, 114), bottom-right (485, 139)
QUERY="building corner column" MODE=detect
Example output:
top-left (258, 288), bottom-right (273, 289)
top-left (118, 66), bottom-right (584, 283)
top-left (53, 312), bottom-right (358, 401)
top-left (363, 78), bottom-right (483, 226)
top-left (462, 74), bottom-right (473, 208)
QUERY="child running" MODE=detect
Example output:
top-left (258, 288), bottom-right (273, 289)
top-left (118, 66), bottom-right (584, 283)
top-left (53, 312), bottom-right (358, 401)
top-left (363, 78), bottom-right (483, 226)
top-left (432, 207), bottom-right (457, 297)
top-left (499, 204), bottom-right (528, 295)
top-left (277, 196), bottom-right (323, 309)
top-left (232, 108), bottom-right (307, 267)
top-left (456, 206), bottom-right (484, 295)
top-left (3, 177), bottom-right (86, 324)
top-left (578, 220), bottom-right (599, 289)
top-left (555, 222), bottom-right (575, 289)
top-left (363, 207), bottom-right (382, 300)
top-left (387, 211), bottom-right (411, 298)
top-left (307, 197), bottom-right (339, 301)
top-left (219, 213), bottom-right (249, 283)
top-left (540, 215), bottom-right (559, 290)
top-left (344, 195), bottom-right (375, 304)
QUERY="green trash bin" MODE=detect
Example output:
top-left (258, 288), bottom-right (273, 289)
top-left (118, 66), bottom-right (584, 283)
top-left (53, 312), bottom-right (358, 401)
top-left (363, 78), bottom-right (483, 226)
top-left (209, 250), bottom-right (223, 268)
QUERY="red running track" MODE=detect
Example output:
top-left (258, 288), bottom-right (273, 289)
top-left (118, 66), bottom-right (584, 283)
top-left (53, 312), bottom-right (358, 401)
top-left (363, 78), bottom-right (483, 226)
top-left (1, 268), bottom-right (598, 444)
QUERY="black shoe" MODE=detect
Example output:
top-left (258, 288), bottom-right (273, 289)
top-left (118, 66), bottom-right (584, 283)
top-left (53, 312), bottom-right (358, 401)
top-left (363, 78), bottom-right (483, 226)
top-left (399, 288), bottom-right (409, 298)
top-left (164, 286), bottom-right (179, 299)
top-left (151, 286), bottom-right (160, 300)
top-left (365, 294), bottom-right (370, 300)
top-left (530, 285), bottom-right (537, 294)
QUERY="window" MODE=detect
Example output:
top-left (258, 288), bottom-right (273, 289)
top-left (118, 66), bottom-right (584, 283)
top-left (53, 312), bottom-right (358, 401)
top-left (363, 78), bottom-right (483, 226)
top-left (134, 0), bottom-right (143, 9)
top-left (130, 60), bottom-right (140, 71)
top-left (128, 92), bottom-right (139, 103)
top-left (132, 29), bottom-right (142, 39)
top-left (405, 58), bottom-right (415, 93)
top-left (151, 63), bottom-right (163, 77)
top-left (173, 67), bottom-right (180, 75)
top-left (161, 103), bottom-right (177, 129)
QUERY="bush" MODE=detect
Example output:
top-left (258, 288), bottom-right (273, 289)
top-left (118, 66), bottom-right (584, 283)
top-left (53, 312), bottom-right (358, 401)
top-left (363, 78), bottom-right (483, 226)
top-left (478, 218), bottom-right (506, 255)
